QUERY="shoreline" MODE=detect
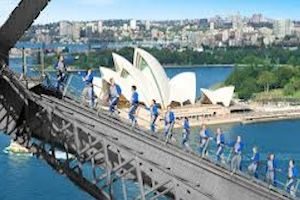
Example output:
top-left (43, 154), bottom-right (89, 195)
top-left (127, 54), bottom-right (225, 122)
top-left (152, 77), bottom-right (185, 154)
top-left (163, 64), bottom-right (234, 68)
top-left (118, 105), bottom-right (300, 130)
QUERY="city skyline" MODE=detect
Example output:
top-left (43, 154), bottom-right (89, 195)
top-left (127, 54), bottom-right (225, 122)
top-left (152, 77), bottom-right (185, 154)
top-left (2, 0), bottom-right (300, 25)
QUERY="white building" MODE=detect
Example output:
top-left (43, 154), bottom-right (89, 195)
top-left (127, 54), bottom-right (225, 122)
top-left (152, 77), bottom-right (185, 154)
top-left (122, 23), bottom-right (128, 31)
top-left (145, 20), bottom-right (151, 31)
top-left (59, 21), bottom-right (73, 37)
top-left (200, 86), bottom-right (235, 107)
top-left (96, 48), bottom-right (196, 108)
top-left (130, 19), bottom-right (137, 30)
top-left (210, 22), bottom-right (215, 31)
top-left (273, 19), bottom-right (294, 38)
top-left (222, 30), bottom-right (229, 42)
top-left (72, 22), bottom-right (81, 40)
top-left (98, 20), bottom-right (103, 34)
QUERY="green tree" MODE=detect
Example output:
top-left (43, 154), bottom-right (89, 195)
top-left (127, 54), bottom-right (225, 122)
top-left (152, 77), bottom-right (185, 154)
top-left (284, 82), bottom-right (295, 96)
top-left (238, 77), bottom-right (259, 99)
top-left (274, 66), bottom-right (295, 88)
top-left (257, 71), bottom-right (277, 92)
top-left (291, 77), bottom-right (300, 90)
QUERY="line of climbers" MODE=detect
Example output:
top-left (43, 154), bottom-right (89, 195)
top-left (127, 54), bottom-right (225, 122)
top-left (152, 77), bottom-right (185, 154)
top-left (105, 78), bottom-right (299, 198)
top-left (54, 59), bottom-right (298, 198)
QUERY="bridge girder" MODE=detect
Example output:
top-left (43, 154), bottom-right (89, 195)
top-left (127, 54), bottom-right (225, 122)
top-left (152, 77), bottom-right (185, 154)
top-left (0, 0), bottom-right (50, 64)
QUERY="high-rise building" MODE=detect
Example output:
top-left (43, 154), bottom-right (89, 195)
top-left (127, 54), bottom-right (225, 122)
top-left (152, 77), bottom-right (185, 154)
top-left (72, 22), bottom-right (81, 40)
top-left (273, 19), bottom-right (294, 38)
top-left (130, 19), bottom-right (137, 30)
top-left (232, 13), bottom-right (243, 30)
top-left (251, 14), bottom-right (263, 24)
top-left (210, 22), bottom-right (215, 30)
top-left (222, 30), bottom-right (229, 42)
top-left (86, 22), bottom-right (97, 33)
top-left (199, 18), bottom-right (208, 29)
top-left (145, 20), bottom-right (151, 31)
top-left (59, 21), bottom-right (73, 37)
top-left (98, 20), bottom-right (103, 34)
top-left (123, 23), bottom-right (128, 31)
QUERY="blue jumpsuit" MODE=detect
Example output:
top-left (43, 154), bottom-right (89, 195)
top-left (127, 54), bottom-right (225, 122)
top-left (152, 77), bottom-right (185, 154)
top-left (109, 84), bottom-right (121, 113)
top-left (198, 129), bottom-right (209, 155)
top-left (216, 133), bottom-right (225, 161)
top-left (83, 73), bottom-right (94, 108)
top-left (181, 119), bottom-right (190, 148)
top-left (55, 61), bottom-right (67, 92)
top-left (248, 152), bottom-right (259, 178)
top-left (266, 159), bottom-right (277, 186)
top-left (164, 111), bottom-right (175, 139)
top-left (286, 166), bottom-right (298, 195)
top-left (129, 91), bottom-right (139, 126)
top-left (231, 141), bottom-right (243, 172)
top-left (149, 104), bottom-right (159, 132)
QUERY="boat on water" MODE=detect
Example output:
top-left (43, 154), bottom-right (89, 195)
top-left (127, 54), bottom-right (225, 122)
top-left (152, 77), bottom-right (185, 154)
top-left (3, 140), bottom-right (75, 160)
top-left (3, 141), bottom-right (32, 156)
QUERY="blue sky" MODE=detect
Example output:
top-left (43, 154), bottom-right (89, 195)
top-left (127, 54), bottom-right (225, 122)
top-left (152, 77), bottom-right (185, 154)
top-left (1, 0), bottom-right (300, 25)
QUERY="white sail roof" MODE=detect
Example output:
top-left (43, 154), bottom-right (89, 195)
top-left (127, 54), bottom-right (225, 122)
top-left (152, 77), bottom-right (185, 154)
top-left (169, 72), bottom-right (196, 105)
top-left (133, 48), bottom-right (170, 107)
top-left (200, 86), bottom-right (235, 107)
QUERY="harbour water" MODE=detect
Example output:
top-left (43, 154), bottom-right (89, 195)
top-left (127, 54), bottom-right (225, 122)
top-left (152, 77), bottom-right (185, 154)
top-left (0, 133), bottom-right (93, 200)
top-left (2, 59), bottom-right (300, 199)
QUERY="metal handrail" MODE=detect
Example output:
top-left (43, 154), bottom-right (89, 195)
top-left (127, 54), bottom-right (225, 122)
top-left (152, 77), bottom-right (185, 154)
top-left (40, 67), bottom-right (300, 199)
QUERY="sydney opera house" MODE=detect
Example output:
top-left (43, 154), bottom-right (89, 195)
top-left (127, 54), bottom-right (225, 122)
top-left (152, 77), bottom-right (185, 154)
top-left (95, 48), bottom-right (196, 109)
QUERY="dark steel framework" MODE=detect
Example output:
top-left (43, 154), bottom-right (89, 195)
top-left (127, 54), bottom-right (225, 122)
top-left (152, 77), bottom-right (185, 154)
top-left (0, 67), bottom-right (291, 200)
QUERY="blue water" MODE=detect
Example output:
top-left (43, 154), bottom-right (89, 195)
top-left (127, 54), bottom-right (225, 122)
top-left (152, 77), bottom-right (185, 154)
top-left (15, 42), bottom-right (89, 53)
top-left (0, 134), bottom-right (92, 200)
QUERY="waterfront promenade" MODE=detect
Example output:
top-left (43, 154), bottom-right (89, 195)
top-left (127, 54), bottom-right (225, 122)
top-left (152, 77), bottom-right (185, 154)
top-left (117, 103), bottom-right (300, 130)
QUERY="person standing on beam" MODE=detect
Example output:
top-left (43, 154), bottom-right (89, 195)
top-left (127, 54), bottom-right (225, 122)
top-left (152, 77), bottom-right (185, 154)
top-left (128, 85), bottom-right (139, 128)
top-left (181, 117), bottom-right (191, 151)
top-left (230, 135), bottom-right (244, 175)
top-left (198, 124), bottom-right (209, 157)
top-left (108, 78), bottom-right (122, 115)
top-left (147, 99), bottom-right (159, 133)
top-left (164, 105), bottom-right (175, 144)
top-left (81, 68), bottom-right (94, 108)
top-left (286, 159), bottom-right (298, 197)
top-left (215, 128), bottom-right (225, 162)
top-left (55, 55), bottom-right (67, 92)
top-left (247, 146), bottom-right (260, 178)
